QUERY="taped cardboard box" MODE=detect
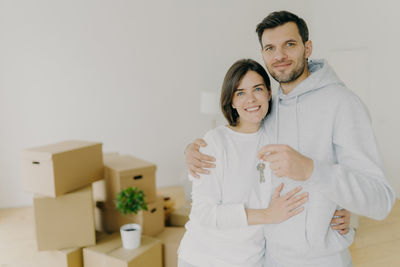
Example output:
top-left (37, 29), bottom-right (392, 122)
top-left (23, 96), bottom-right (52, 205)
top-left (97, 196), bottom-right (165, 236)
top-left (33, 186), bottom-right (96, 251)
top-left (155, 227), bottom-right (186, 267)
top-left (83, 233), bottom-right (162, 267)
top-left (168, 202), bottom-right (191, 227)
top-left (104, 154), bottom-right (156, 204)
top-left (22, 140), bottom-right (103, 197)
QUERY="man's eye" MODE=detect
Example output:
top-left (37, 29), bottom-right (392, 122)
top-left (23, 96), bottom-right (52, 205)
top-left (287, 43), bottom-right (295, 47)
top-left (265, 47), bottom-right (273, 52)
top-left (255, 87), bottom-right (263, 91)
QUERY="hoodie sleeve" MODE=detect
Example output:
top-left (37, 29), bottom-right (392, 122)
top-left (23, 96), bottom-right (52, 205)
top-left (309, 93), bottom-right (395, 220)
top-left (188, 131), bottom-right (248, 228)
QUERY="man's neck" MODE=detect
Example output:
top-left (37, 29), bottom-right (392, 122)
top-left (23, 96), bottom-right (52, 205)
top-left (280, 67), bottom-right (310, 95)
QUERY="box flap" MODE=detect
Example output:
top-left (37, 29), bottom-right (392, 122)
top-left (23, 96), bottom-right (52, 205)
top-left (104, 155), bottom-right (155, 172)
top-left (85, 233), bottom-right (161, 261)
top-left (21, 140), bottom-right (102, 160)
top-left (155, 227), bottom-right (186, 244)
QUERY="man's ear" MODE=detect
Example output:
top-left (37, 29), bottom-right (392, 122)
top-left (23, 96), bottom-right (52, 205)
top-left (305, 40), bottom-right (312, 59)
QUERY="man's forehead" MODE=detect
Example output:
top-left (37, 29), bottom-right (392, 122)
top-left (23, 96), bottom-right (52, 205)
top-left (261, 22), bottom-right (302, 46)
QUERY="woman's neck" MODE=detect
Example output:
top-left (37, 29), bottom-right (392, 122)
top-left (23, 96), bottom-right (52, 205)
top-left (229, 121), bottom-right (261, 133)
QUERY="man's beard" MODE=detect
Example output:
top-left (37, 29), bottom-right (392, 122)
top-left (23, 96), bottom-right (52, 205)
top-left (268, 56), bottom-right (307, 84)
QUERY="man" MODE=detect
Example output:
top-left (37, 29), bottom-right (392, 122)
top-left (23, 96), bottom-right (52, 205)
top-left (185, 11), bottom-right (395, 266)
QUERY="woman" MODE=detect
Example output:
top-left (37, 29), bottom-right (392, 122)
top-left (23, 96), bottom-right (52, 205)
top-left (178, 59), bottom-right (309, 267)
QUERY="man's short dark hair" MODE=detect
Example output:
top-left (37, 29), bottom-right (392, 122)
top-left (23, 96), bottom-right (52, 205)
top-left (256, 11), bottom-right (309, 47)
top-left (220, 59), bottom-right (272, 126)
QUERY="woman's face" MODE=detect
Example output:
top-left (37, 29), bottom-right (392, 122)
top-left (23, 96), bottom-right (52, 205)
top-left (232, 70), bottom-right (271, 129)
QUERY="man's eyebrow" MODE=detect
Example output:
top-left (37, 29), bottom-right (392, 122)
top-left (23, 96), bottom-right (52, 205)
top-left (263, 43), bottom-right (272, 50)
top-left (263, 39), bottom-right (299, 49)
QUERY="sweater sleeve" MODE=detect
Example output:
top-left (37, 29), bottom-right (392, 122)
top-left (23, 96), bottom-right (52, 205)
top-left (188, 131), bottom-right (248, 229)
top-left (309, 94), bottom-right (395, 220)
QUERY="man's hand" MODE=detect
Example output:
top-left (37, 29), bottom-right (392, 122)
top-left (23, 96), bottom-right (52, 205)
top-left (258, 144), bottom-right (314, 181)
top-left (185, 139), bottom-right (216, 178)
top-left (264, 183), bottom-right (308, 224)
top-left (331, 209), bottom-right (351, 235)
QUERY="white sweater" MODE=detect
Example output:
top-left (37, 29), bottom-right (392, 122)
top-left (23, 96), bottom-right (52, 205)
top-left (178, 125), bottom-right (272, 267)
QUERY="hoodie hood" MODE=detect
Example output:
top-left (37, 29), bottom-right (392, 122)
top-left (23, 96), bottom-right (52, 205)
top-left (273, 59), bottom-right (346, 147)
top-left (277, 59), bottom-right (345, 100)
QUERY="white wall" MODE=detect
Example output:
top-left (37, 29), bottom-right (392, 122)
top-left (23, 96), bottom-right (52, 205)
top-left (307, 0), bottom-right (400, 198)
top-left (2, 1), bottom-right (398, 208)
top-left (0, 0), bottom-right (306, 208)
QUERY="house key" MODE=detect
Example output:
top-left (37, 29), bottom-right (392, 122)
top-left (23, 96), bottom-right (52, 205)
top-left (257, 161), bottom-right (265, 183)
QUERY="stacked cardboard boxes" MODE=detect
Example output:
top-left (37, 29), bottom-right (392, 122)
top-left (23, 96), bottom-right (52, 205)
top-left (21, 140), bottom-right (104, 267)
top-left (168, 202), bottom-right (191, 227)
top-left (22, 141), bottom-right (186, 266)
top-left (94, 153), bottom-right (165, 237)
top-left (157, 186), bottom-right (186, 223)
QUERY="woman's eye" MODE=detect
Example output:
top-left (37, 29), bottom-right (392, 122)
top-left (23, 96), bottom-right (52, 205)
top-left (236, 92), bottom-right (244, 96)
top-left (255, 87), bottom-right (263, 91)
top-left (287, 42), bottom-right (295, 47)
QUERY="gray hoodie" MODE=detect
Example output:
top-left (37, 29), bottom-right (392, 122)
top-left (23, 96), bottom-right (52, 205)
top-left (263, 59), bottom-right (395, 266)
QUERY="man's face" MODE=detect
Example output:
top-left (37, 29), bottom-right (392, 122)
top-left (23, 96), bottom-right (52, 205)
top-left (260, 22), bottom-right (312, 84)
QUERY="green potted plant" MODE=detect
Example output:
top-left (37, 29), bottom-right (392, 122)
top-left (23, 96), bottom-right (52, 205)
top-left (115, 187), bottom-right (148, 249)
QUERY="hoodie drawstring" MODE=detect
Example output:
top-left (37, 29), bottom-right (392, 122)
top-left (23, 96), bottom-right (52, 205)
top-left (295, 95), bottom-right (300, 152)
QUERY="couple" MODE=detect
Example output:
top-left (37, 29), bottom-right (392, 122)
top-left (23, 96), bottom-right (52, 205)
top-left (178, 11), bottom-right (395, 267)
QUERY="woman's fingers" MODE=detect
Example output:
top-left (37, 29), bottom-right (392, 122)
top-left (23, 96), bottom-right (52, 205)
top-left (272, 183), bottom-right (284, 198)
top-left (286, 196), bottom-right (308, 211)
top-left (287, 192), bottom-right (309, 205)
top-left (284, 186), bottom-right (302, 200)
top-left (288, 206), bottom-right (304, 218)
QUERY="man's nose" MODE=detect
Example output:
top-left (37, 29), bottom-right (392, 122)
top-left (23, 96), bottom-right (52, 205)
top-left (274, 47), bottom-right (288, 61)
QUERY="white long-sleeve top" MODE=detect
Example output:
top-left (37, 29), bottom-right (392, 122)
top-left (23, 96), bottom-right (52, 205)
top-left (178, 125), bottom-right (271, 267)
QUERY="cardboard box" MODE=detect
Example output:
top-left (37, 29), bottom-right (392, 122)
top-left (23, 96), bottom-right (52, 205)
top-left (155, 227), bottom-right (186, 267)
top-left (22, 140), bottom-right (103, 197)
top-left (104, 154), bottom-right (157, 204)
top-left (38, 246), bottom-right (83, 267)
top-left (33, 186), bottom-right (96, 251)
top-left (98, 196), bottom-right (165, 236)
top-left (157, 186), bottom-right (186, 210)
top-left (83, 233), bottom-right (162, 267)
top-left (168, 202), bottom-right (191, 227)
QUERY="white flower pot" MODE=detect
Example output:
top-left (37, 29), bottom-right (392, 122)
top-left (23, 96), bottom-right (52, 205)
top-left (120, 223), bottom-right (142, 249)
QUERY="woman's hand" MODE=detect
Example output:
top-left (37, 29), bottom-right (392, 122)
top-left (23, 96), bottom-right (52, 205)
top-left (264, 183), bottom-right (308, 224)
top-left (331, 209), bottom-right (351, 235)
top-left (185, 139), bottom-right (216, 178)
